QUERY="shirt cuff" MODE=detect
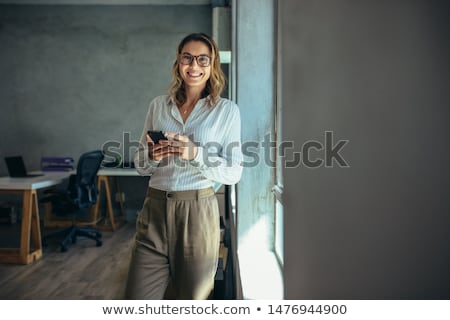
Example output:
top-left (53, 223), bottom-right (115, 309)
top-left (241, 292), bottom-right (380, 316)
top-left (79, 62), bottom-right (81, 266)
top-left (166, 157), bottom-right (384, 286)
top-left (190, 146), bottom-right (204, 168)
top-left (135, 152), bottom-right (160, 175)
top-left (147, 158), bottom-right (161, 167)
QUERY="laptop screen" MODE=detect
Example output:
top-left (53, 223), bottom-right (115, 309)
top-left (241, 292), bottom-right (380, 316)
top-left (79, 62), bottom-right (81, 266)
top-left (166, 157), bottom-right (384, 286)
top-left (3, 156), bottom-right (43, 177)
top-left (5, 156), bottom-right (28, 177)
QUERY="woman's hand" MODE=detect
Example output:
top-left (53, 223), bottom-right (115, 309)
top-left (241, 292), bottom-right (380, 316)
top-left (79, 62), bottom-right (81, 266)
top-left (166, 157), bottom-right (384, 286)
top-left (160, 132), bottom-right (198, 161)
top-left (146, 133), bottom-right (172, 161)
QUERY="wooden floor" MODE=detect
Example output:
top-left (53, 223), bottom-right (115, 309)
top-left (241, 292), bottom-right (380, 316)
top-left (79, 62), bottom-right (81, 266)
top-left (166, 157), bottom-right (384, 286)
top-left (0, 221), bottom-right (135, 300)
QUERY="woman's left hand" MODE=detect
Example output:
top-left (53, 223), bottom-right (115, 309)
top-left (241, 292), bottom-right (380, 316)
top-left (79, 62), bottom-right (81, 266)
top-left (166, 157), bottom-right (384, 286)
top-left (160, 132), bottom-right (198, 161)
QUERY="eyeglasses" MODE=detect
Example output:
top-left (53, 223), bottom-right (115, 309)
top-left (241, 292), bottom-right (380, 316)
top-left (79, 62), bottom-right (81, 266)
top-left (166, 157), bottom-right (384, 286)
top-left (179, 53), bottom-right (211, 67)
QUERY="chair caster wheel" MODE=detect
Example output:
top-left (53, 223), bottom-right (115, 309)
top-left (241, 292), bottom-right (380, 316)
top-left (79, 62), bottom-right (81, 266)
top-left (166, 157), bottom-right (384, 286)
top-left (96, 240), bottom-right (103, 247)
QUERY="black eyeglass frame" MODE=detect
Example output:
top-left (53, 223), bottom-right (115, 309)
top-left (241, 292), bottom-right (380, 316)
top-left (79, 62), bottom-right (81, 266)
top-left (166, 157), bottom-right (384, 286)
top-left (178, 53), bottom-right (211, 67)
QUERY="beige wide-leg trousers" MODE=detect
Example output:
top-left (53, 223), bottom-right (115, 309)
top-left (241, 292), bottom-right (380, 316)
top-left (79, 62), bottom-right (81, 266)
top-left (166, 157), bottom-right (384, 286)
top-left (125, 187), bottom-right (220, 300)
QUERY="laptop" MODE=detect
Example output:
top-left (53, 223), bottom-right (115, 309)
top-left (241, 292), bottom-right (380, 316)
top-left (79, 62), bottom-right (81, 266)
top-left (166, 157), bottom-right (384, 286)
top-left (4, 156), bottom-right (43, 178)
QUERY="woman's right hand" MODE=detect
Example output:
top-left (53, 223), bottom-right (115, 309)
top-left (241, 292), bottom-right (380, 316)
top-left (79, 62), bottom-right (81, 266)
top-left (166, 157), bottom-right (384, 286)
top-left (146, 133), bottom-right (172, 161)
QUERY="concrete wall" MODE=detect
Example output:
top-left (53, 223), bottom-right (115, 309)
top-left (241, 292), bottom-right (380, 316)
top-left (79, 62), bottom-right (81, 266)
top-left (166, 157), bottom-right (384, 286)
top-left (235, 0), bottom-right (275, 251)
top-left (281, 0), bottom-right (450, 299)
top-left (0, 4), bottom-right (211, 211)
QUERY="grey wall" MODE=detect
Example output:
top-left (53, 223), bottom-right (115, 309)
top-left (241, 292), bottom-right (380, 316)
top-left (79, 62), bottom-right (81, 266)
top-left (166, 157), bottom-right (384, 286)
top-left (0, 5), bottom-right (211, 170)
top-left (281, 0), bottom-right (450, 299)
top-left (0, 4), bottom-right (211, 211)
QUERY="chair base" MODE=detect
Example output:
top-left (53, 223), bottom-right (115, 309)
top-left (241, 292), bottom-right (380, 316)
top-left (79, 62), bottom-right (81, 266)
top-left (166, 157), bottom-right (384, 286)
top-left (43, 225), bottom-right (102, 252)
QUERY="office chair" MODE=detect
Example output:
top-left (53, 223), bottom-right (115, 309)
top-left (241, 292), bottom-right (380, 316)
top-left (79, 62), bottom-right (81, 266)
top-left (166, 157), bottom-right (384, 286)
top-left (42, 150), bottom-right (104, 252)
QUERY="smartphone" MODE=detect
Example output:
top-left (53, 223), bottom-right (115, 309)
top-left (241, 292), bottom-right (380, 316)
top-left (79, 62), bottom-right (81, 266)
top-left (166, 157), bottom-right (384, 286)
top-left (147, 130), bottom-right (168, 144)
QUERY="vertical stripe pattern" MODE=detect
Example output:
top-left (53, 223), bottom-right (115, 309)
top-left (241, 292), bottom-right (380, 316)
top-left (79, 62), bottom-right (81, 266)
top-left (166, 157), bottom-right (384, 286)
top-left (134, 95), bottom-right (243, 191)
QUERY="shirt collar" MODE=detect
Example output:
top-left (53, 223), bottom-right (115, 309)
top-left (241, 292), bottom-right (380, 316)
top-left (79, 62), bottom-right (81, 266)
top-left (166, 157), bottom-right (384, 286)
top-left (167, 94), bottom-right (211, 107)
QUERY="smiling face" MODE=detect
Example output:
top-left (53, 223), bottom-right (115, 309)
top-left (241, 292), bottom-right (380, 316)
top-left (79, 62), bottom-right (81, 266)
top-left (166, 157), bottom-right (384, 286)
top-left (178, 40), bottom-right (212, 92)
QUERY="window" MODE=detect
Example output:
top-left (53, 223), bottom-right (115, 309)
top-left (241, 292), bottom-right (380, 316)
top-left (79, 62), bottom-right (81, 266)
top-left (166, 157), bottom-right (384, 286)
top-left (273, 0), bottom-right (284, 265)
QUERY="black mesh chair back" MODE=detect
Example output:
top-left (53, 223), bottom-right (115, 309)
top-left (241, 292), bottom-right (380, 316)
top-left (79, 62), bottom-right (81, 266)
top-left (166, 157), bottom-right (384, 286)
top-left (74, 150), bottom-right (103, 208)
top-left (42, 150), bottom-right (104, 252)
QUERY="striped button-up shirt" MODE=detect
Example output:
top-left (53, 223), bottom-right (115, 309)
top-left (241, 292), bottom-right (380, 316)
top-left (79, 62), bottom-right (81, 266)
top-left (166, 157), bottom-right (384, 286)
top-left (134, 95), bottom-right (243, 191)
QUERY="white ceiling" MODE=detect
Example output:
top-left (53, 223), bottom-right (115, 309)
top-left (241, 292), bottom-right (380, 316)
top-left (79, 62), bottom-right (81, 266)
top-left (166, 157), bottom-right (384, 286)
top-left (0, 0), bottom-right (211, 5)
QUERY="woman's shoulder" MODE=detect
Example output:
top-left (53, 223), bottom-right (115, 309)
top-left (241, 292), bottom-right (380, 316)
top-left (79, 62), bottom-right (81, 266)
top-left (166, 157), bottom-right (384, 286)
top-left (150, 94), bottom-right (171, 105)
top-left (214, 97), bottom-right (239, 114)
top-left (147, 95), bottom-right (172, 111)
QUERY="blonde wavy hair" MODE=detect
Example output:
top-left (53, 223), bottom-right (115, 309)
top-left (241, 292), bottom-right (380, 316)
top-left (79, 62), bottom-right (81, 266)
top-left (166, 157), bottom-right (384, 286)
top-left (168, 33), bottom-right (226, 107)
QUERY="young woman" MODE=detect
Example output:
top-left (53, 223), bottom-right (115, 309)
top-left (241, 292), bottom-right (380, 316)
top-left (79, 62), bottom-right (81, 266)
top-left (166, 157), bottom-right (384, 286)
top-left (125, 33), bottom-right (243, 300)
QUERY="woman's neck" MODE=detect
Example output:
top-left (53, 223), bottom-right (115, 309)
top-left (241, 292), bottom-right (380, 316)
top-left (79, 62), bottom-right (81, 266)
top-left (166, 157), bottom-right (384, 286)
top-left (184, 86), bottom-right (204, 105)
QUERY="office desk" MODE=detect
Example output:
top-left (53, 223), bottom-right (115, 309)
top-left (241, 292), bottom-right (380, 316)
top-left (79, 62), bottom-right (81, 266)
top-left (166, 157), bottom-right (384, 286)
top-left (93, 168), bottom-right (139, 231)
top-left (0, 169), bottom-right (139, 264)
top-left (43, 168), bottom-right (140, 232)
top-left (0, 172), bottom-right (71, 264)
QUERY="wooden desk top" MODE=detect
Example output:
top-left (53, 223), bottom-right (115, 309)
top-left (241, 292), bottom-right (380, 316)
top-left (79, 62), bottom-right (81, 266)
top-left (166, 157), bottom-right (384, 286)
top-left (0, 172), bottom-right (71, 191)
top-left (97, 168), bottom-right (139, 176)
top-left (0, 168), bottom-right (140, 190)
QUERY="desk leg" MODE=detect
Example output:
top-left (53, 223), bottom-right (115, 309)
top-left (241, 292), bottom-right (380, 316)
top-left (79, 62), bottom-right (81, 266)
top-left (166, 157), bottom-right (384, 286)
top-left (115, 177), bottom-right (125, 216)
top-left (30, 191), bottom-right (42, 256)
top-left (94, 176), bottom-right (116, 231)
top-left (0, 190), bottom-right (42, 264)
top-left (19, 190), bottom-right (42, 264)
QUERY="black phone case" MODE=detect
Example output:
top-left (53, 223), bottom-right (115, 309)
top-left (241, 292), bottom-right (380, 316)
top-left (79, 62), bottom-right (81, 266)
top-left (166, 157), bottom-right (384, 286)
top-left (147, 130), bottom-right (167, 144)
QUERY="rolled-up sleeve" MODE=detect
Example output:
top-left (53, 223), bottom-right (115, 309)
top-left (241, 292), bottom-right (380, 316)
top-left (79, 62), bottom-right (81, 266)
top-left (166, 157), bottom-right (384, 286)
top-left (190, 103), bottom-right (243, 185)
